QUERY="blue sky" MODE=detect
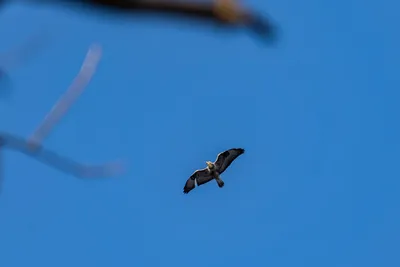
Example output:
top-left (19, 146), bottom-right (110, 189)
top-left (0, 0), bottom-right (399, 266)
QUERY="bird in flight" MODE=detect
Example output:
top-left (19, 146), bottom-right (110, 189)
top-left (183, 148), bottom-right (244, 194)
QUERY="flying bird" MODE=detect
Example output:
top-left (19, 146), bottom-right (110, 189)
top-left (183, 148), bottom-right (244, 194)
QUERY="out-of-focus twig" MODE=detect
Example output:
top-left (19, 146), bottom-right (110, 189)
top-left (0, 31), bottom-right (51, 98)
top-left (0, 31), bottom-right (51, 73)
top-left (0, 146), bottom-right (2, 194)
top-left (0, 43), bottom-right (124, 194)
top-left (0, 133), bottom-right (124, 178)
top-left (28, 43), bottom-right (102, 145)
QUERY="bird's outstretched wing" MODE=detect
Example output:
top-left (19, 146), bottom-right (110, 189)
top-left (214, 148), bottom-right (244, 174)
top-left (183, 168), bottom-right (213, 194)
top-left (0, 133), bottom-right (123, 178)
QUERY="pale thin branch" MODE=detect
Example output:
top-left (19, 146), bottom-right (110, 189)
top-left (0, 43), bottom-right (123, 194)
top-left (28, 43), bottom-right (102, 145)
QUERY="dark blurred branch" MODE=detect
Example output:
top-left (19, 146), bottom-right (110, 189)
top-left (8, 0), bottom-right (277, 42)
top-left (65, 0), bottom-right (276, 39)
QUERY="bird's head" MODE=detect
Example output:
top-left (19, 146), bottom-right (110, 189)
top-left (206, 161), bottom-right (214, 169)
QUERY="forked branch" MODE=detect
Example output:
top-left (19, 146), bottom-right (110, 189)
top-left (0, 43), bottom-right (124, 194)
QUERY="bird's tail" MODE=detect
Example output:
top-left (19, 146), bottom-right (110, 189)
top-left (216, 177), bottom-right (225, 188)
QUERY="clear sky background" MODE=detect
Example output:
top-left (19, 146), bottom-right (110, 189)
top-left (0, 0), bottom-right (399, 266)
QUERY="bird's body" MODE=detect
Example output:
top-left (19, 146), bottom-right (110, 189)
top-left (183, 148), bottom-right (244, 194)
top-left (205, 161), bottom-right (225, 187)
